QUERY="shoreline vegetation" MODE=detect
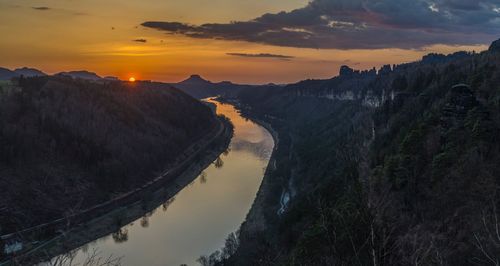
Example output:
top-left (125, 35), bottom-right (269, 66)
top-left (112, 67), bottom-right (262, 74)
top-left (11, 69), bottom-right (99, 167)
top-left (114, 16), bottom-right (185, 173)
top-left (217, 97), bottom-right (280, 233)
top-left (196, 97), bottom-right (280, 264)
top-left (0, 76), bottom-right (233, 265)
top-left (5, 116), bottom-right (233, 265)
top-left (15, 117), bottom-right (233, 265)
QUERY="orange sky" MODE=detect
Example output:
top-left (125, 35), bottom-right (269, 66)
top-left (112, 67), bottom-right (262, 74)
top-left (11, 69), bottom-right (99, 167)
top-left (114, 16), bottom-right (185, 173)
top-left (0, 0), bottom-right (489, 84)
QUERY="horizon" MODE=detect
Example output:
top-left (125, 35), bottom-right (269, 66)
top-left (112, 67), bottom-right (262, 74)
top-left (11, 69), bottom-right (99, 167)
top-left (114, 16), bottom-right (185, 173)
top-left (1, 0), bottom-right (497, 84)
top-left (1, 45), bottom-right (493, 86)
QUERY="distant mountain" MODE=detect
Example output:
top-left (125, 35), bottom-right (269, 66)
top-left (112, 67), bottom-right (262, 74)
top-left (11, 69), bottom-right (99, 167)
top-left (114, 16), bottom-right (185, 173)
top-left (0, 67), bottom-right (17, 80)
top-left (103, 76), bottom-right (120, 81)
top-left (172, 74), bottom-right (218, 98)
top-left (218, 81), bottom-right (234, 86)
top-left (14, 67), bottom-right (46, 77)
top-left (171, 74), bottom-right (256, 99)
top-left (0, 67), bottom-right (46, 80)
top-left (421, 51), bottom-right (470, 64)
top-left (57, 70), bottom-right (102, 81)
top-left (179, 74), bottom-right (212, 85)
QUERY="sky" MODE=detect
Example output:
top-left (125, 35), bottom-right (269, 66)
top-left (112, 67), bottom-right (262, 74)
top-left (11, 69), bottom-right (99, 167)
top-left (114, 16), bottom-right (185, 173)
top-left (0, 0), bottom-right (499, 84)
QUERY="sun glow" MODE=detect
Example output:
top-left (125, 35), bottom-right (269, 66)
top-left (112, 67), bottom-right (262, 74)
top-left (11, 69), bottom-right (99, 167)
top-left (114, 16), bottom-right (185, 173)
top-left (129, 77), bottom-right (136, 82)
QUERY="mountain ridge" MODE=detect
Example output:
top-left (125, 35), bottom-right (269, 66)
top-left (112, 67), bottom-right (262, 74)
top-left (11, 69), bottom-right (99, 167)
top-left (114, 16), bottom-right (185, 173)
top-left (0, 67), bottom-right (46, 80)
top-left (56, 70), bottom-right (102, 81)
top-left (209, 37), bottom-right (500, 266)
top-left (170, 74), bottom-right (252, 99)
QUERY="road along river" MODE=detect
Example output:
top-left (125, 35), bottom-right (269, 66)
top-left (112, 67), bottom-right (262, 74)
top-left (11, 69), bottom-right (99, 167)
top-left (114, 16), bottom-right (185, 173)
top-left (47, 98), bottom-right (274, 266)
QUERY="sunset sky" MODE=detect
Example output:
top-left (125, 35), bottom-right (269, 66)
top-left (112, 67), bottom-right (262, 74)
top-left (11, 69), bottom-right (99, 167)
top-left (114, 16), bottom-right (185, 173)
top-left (1, 0), bottom-right (498, 84)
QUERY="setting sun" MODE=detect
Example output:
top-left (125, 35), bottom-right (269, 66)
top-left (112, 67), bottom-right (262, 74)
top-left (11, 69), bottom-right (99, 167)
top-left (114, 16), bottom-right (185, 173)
top-left (128, 77), bottom-right (136, 82)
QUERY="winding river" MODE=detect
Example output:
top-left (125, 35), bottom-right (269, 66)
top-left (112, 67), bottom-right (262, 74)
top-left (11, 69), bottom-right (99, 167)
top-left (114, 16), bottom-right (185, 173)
top-left (55, 99), bottom-right (274, 266)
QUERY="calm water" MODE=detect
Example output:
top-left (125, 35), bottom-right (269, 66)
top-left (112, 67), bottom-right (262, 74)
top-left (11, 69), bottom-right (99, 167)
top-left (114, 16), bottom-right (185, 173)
top-left (56, 99), bottom-right (274, 266)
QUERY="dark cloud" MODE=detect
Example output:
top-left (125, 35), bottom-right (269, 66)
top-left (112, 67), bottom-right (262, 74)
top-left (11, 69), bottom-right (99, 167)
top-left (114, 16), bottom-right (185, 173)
top-left (226, 53), bottom-right (295, 60)
top-left (342, 59), bottom-right (361, 65)
top-left (133, 39), bottom-right (147, 43)
top-left (73, 12), bottom-right (88, 16)
top-left (32, 6), bottom-right (50, 11)
top-left (142, 22), bottom-right (195, 33)
top-left (142, 0), bottom-right (500, 49)
top-left (31, 6), bottom-right (87, 16)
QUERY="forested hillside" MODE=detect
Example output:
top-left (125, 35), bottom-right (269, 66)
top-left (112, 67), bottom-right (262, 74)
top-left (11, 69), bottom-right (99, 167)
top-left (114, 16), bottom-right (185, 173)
top-left (218, 39), bottom-right (500, 265)
top-left (0, 76), bottom-right (218, 235)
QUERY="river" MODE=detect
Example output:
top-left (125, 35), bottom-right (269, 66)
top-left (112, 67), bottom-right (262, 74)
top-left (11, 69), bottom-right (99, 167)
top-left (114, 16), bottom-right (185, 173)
top-left (52, 98), bottom-right (274, 266)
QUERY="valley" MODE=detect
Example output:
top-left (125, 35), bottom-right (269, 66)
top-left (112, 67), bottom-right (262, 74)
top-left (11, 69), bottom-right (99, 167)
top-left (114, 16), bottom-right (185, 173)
top-left (1, 36), bottom-right (500, 266)
top-left (43, 99), bottom-right (275, 266)
top-left (0, 77), bottom-right (231, 264)
top-left (3, 1), bottom-right (500, 265)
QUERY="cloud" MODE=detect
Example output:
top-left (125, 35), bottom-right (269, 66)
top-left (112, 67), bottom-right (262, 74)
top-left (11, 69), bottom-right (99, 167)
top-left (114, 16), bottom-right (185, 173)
top-left (142, 0), bottom-right (500, 49)
top-left (133, 39), bottom-right (147, 43)
top-left (226, 53), bottom-right (294, 60)
top-left (32, 6), bottom-right (50, 11)
top-left (73, 12), bottom-right (88, 16)
top-left (342, 59), bottom-right (361, 65)
top-left (31, 6), bottom-right (88, 16)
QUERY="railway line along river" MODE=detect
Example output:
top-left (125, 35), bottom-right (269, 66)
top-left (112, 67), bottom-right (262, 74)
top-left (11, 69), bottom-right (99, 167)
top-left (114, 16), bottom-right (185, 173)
top-left (47, 98), bottom-right (274, 266)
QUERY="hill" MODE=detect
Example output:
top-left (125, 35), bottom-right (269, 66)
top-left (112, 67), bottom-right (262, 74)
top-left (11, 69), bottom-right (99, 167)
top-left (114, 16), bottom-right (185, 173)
top-left (0, 67), bottom-right (46, 80)
top-left (56, 70), bottom-right (102, 81)
top-left (0, 67), bottom-right (16, 80)
top-left (209, 38), bottom-right (500, 265)
top-left (0, 76), bottom-right (220, 236)
top-left (170, 74), bottom-right (255, 99)
top-left (14, 67), bottom-right (47, 77)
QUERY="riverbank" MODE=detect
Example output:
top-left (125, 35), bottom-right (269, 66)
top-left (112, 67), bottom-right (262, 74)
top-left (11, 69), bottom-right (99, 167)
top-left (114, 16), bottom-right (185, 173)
top-left (237, 114), bottom-right (279, 234)
top-left (215, 97), bottom-right (280, 236)
top-left (3, 117), bottom-right (233, 265)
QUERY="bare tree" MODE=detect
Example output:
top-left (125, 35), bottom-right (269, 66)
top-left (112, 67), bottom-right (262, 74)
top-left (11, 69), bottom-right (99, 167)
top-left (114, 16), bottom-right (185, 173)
top-left (472, 202), bottom-right (500, 266)
top-left (44, 248), bottom-right (122, 266)
top-left (10, 248), bottom-right (122, 266)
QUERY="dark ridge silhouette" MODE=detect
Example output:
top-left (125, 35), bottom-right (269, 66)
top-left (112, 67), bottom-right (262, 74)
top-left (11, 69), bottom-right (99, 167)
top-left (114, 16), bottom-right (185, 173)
top-left (170, 74), bottom-right (256, 99)
top-left (180, 74), bottom-right (212, 85)
top-left (0, 67), bottom-right (46, 80)
top-left (14, 67), bottom-right (47, 77)
top-left (0, 67), bottom-right (17, 80)
top-left (0, 75), bottom-right (219, 236)
top-left (104, 76), bottom-right (120, 81)
top-left (216, 37), bottom-right (500, 266)
top-left (489, 38), bottom-right (500, 52)
top-left (56, 70), bottom-right (102, 80)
